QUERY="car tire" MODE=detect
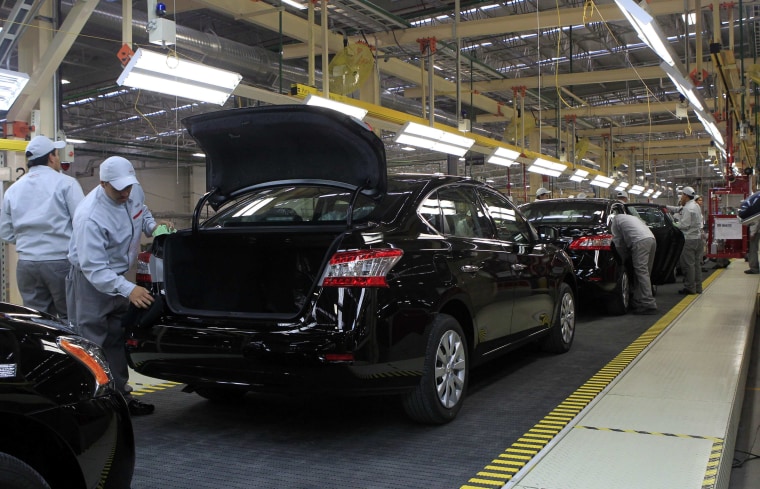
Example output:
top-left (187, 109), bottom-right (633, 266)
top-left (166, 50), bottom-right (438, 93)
top-left (541, 283), bottom-right (575, 353)
top-left (0, 452), bottom-right (51, 489)
top-left (402, 314), bottom-right (468, 424)
top-left (195, 386), bottom-right (248, 403)
top-left (606, 269), bottom-right (630, 315)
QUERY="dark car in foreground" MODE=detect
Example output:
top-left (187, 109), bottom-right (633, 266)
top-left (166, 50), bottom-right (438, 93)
top-left (520, 198), bottom-right (684, 315)
top-left (0, 302), bottom-right (134, 489)
top-left (126, 104), bottom-right (577, 424)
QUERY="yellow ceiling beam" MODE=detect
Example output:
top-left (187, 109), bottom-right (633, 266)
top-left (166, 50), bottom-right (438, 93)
top-left (0, 140), bottom-right (30, 152)
top-left (404, 66), bottom-right (666, 98)
top-left (369, 0), bottom-right (689, 47)
top-left (579, 123), bottom-right (702, 137)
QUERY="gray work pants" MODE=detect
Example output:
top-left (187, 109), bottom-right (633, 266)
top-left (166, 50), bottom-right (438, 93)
top-left (631, 237), bottom-right (657, 310)
top-left (749, 231), bottom-right (760, 272)
top-left (680, 238), bottom-right (704, 293)
top-left (66, 266), bottom-right (133, 398)
top-left (16, 259), bottom-right (70, 319)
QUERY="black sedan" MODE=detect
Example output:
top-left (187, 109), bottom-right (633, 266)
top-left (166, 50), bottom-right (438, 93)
top-left (126, 104), bottom-right (577, 424)
top-left (520, 198), bottom-right (684, 315)
top-left (0, 302), bottom-right (134, 489)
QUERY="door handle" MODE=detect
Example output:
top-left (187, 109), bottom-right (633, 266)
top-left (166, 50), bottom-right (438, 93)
top-left (511, 263), bottom-right (527, 271)
top-left (461, 264), bottom-right (481, 273)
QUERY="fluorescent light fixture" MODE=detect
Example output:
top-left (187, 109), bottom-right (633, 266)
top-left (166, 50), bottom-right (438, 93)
top-left (394, 121), bottom-right (475, 156)
top-left (116, 48), bottom-right (242, 105)
top-left (281, 0), bottom-right (307, 9)
top-left (487, 146), bottom-right (521, 167)
top-left (693, 108), bottom-right (724, 147)
top-left (652, 191), bottom-right (662, 198)
top-left (303, 94), bottom-right (368, 120)
top-left (527, 157), bottom-right (567, 177)
top-left (0, 68), bottom-right (29, 111)
top-left (660, 61), bottom-right (704, 111)
top-left (589, 175), bottom-right (615, 188)
top-left (615, 182), bottom-right (629, 189)
top-left (192, 152), bottom-right (206, 158)
top-left (629, 184), bottom-right (645, 195)
top-left (569, 168), bottom-right (589, 182)
top-left (643, 189), bottom-right (654, 197)
top-left (614, 0), bottom-right (677, 66)
top-left (65, 138), bottom-right (87, 144)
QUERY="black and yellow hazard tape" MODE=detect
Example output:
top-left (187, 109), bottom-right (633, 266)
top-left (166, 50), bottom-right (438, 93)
top-left (460, 270), bottom-right (724, 489)
top-left (130, 381), bottom-right (181, 396)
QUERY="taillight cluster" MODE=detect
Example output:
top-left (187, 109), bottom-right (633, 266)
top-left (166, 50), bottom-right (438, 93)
top-left (321, 248), bottom-right (403, 287)
top-left (567, 234), bottom-right (613, 251)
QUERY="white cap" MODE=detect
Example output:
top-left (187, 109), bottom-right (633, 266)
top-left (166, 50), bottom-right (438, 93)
top-left (681, 186), bottom-right (696, 198)
top-left (99, 156), bottom-right (138, 191)
top-left (536, 187), bottom-right (551, 197)
top-left (617, 190), bottom-right (628, 199)
top-left (25, 135), bottom-right (66, 160)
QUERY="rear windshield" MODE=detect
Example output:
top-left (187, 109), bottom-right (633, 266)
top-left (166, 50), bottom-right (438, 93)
top-left (201, 185), bottom-right (401, 227)
top-left (521, 202), bottom-right (607, 225)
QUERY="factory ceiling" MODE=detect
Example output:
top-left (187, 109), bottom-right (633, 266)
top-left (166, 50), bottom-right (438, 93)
top-left (1, 0), bottom-right (758, 197)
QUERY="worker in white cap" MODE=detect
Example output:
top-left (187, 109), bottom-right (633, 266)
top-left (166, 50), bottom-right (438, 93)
top-left (535, 187), bottom-right (551, 201)
top-left (0, 135), bottom-right (84, 318)
top-left (67, 156), bottom-right (170, 416)
top-left (675, 186), bottom-right (704, 295)
top-left (616, 190), bottom-right (628, 202)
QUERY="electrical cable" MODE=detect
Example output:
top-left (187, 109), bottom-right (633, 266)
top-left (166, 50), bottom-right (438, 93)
top-left (732, 423), bottom-right (760, 468)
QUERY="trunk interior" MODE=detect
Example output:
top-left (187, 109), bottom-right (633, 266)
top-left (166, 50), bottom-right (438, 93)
top-left (162, 230), bottom-right (341, 317)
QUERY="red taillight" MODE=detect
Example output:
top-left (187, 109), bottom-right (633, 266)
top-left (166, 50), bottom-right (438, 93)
top-left (568, 234), bottom-right (613, 251)
top-left (321, 248), bottom-right (403, 287)
top-left (324, 353), bottom-right (355, 362)
top-left (136, 251), bottom-right (151, 283)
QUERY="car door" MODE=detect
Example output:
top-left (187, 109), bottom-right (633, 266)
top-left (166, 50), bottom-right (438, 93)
top-left (625, 203), bottom-right (685, 284)
top-left (478, 188), bottom-right (555, 339)
top-left (430, 186), bottom-right (516, 347)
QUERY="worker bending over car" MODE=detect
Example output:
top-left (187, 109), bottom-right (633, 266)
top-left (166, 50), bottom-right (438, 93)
top-left (609, 213), bottom-right (658, 315)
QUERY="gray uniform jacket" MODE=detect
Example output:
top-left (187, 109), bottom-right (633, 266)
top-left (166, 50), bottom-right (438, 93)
top-left (68, 185), bottom-right (155, 298)
top-left (0, 166), bottom-right (84, 260)
top-left (678, 200), bottom-right (703, 240)
top-left (610, 214), bottom-right (654, 262)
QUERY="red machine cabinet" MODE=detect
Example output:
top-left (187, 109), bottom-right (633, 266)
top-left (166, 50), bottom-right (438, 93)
top-left (706, 177), bottom-right (750, 265)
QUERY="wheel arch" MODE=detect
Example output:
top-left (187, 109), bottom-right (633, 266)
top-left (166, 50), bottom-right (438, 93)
top-left (0, 413), bottom-right (86, 489)
top-left (438, 298), bottom-right (474, 353)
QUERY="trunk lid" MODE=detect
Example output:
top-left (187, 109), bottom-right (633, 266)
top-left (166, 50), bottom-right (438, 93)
top-left (182, 105), bottom-right (387, 208)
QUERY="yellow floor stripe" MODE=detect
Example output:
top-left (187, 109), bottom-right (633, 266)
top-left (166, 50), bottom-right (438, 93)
top-left (460, 268), bottom-right (725, 489)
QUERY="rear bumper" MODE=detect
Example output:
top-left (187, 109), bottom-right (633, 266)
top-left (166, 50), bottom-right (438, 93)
top-left (127, 322), bottom-right (425, 395)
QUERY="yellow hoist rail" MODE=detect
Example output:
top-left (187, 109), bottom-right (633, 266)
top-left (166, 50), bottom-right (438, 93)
top-left (290, 83), bottom-right (607, 178)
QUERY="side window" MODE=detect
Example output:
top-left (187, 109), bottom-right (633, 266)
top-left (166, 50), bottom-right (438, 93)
top-left (478, 189), bottom-right (530, 243)
top-left (437, 187), bottom-right (488, 238)
top-left (629, 205), bottom-right (666, 228)
top-left (418, 191), bottom-right (447, 234)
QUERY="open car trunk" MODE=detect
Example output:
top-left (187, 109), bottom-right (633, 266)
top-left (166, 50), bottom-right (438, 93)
top-left (162, 229), bottom-right (342, 318)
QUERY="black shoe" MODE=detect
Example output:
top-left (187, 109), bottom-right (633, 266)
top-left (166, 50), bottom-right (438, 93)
top-left (632, 307), bottom-right (659, 315)
top-left (128, 398), bottom-right (155, 416)
top-left (744, 269), bottom-right (759, 275)
top-left (678, 289), bottom-right (696, 295)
